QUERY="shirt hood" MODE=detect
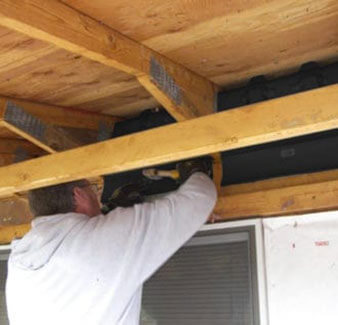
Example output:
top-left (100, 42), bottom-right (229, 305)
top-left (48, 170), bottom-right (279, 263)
top-left (9, 213), bottom-right (88, 271)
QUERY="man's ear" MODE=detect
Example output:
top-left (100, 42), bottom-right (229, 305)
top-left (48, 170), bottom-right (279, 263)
top-left (73, 187), bottom-right (87, 210)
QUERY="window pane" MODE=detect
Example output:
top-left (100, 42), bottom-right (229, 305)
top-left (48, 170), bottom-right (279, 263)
top-left (142, 238), bottom-right (254, 325)
top-left (0, 260), bottom-right (9, 325)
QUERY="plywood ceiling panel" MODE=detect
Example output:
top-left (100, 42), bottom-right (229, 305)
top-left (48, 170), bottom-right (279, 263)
top-left (63, 0), bottom-right (338, 88)
top-left (0, 26), bottom-right (157, 117)
top-left (0, 1), bottom-right (336, 119)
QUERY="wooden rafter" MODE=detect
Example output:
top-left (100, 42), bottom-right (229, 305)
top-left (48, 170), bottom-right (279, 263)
top-left (0, 0), bottom-right (217, 121)
top-left (0, 85), bottom-right (336, 196)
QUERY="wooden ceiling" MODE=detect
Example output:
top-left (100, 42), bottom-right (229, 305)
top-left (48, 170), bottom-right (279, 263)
top-left (0, 0), bottom-right (336, 118)
top-left (62, 0), bottom-right (338, 86)
top-left (0, 27), bottom-right (156, 117)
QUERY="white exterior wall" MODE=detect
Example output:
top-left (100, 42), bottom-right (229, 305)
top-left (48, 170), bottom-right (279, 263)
top-left (263, 211), bottom-right (338, 325)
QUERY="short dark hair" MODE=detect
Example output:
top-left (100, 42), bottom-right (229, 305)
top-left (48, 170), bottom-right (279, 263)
top-left (28, 180), bottom-right (86, 217)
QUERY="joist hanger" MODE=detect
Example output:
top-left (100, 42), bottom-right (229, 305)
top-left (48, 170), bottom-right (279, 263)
top-left (0, 97), bottom-right (119, 154)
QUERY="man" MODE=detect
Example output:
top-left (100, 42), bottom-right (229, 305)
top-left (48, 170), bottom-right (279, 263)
top-left (6, 162), bottom-right (217, 325)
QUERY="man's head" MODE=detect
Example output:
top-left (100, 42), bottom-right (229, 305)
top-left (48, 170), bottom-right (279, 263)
top-left (28, 179), bottom-right (101, 218)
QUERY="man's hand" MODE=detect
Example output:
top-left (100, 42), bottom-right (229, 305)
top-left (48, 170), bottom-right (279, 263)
top-left (176, 158), bottom-right (211, 183)
top-left (208, 213), bottom-right (222, 224)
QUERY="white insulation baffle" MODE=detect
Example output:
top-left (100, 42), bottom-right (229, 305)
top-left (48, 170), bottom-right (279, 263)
top-left (263, 211), bottom-right (338, 325)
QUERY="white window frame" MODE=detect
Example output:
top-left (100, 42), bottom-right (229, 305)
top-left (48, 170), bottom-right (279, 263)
top-left (0, 245), bottom-right (10, 261)
top-left (199, 219), bottom-right (269, 325)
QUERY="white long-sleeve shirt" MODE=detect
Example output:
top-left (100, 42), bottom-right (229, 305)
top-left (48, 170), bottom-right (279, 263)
top-left (6, 173), bottom-right (217, 325)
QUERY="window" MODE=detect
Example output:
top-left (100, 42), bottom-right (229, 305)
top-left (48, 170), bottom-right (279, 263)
top-left (141, 220), bottom-right (267, 325)
top-left (0, 248), bottom-right (10, 325)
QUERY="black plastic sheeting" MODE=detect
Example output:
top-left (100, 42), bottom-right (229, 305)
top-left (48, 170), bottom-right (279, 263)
top-left (102, 62), bottom-right (338, 203)
top-left (218, 61), bottom-right (338, 111)
top-left (101, 110), bottom-right (178, 203)
top-left (221, 130), bottom-right (338, 186)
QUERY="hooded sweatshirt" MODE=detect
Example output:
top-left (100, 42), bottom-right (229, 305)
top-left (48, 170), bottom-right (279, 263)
top-left (6, 173), bottom-right (217, 325)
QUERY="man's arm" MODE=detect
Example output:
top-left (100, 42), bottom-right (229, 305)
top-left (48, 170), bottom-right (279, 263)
top-left (116, 172), bottom-right (217, 286)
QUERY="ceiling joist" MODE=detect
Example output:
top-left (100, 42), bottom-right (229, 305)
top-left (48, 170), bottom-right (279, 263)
top-left (0, 0), bottom-right (217, 121)
top-left (0, 85), bottom-right (335, 196)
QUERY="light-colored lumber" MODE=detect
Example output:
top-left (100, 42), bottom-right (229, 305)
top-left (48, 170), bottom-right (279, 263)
top-left (0, 224), bottom-right (31, 245)
top-left (0, 0), bottom-right (217, 120)
top-left (0, 153), bottom-right (16, 166)
top-left (215, 177), bottom-right (338, 219)
top-left (216, 169), bottom-right (338, 219)
top-left (62, 0), bottom-right (338, 88)
top-left (0, 26), bottom-right (149, 118)
top-left (0, 85), bottom-right (336, 196)
top-left (0, 98), bottom-right (118, 153)
top-left (0, 99), bottom-right (79, 153)
top-left (221, 169), bottom-right (338, 196)
top-left (0, 1), bottom-right (335, 118)
top-left (0, 138), bottom-right (44, 156)
top-left (0, 149), bottom-right (44, 167)
top-left (0, 196), bottom-right (32, 225)
top-left (0, 138), bottom-right (45, 165)
top-left (137, 74), bottom-right (215, 121)
top-left (1, 96), bottom-right (119, 130)
top-left (0, 121), bottom-right (54, 153)
top-left (1, 169), bottom-right (338, 244)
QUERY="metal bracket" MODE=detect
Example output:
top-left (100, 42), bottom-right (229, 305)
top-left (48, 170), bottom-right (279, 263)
top-left (150, 57), bottom-right (182, 106)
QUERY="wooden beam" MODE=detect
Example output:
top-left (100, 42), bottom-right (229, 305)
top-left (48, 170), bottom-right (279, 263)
top-left (0, 224), bottom-right (31, 245)
top-left (215, 177), bottom-right (338, 219)
top-left (0, 0), bottom-right (217, 121)
top-left (137, 74), bottom-right (215, 121)
top-left (221, 169), bottom-right (338, 196)
top-left (0, 153), bottom-right (17, 167)
top-left (0, 138), bottom-right (44, 156)
top-left (1, 169), bottom-right (338, 244)
top-left (0, 98), bottom-right (118, 153)
top-left (1, 95), bottom-right (120, 130)
top-left (216, 169), bottom-right (338, 219)
top-left (0, 152), bottom-right (44, 167)
top-left (0, 99), bottom-right (79, 153)
top-left (0, 196), bottom-right (32, 226)
top-left (0, 138), bottom-right (45, 166)
top-left (0, 86), bottom-right (336, 196)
